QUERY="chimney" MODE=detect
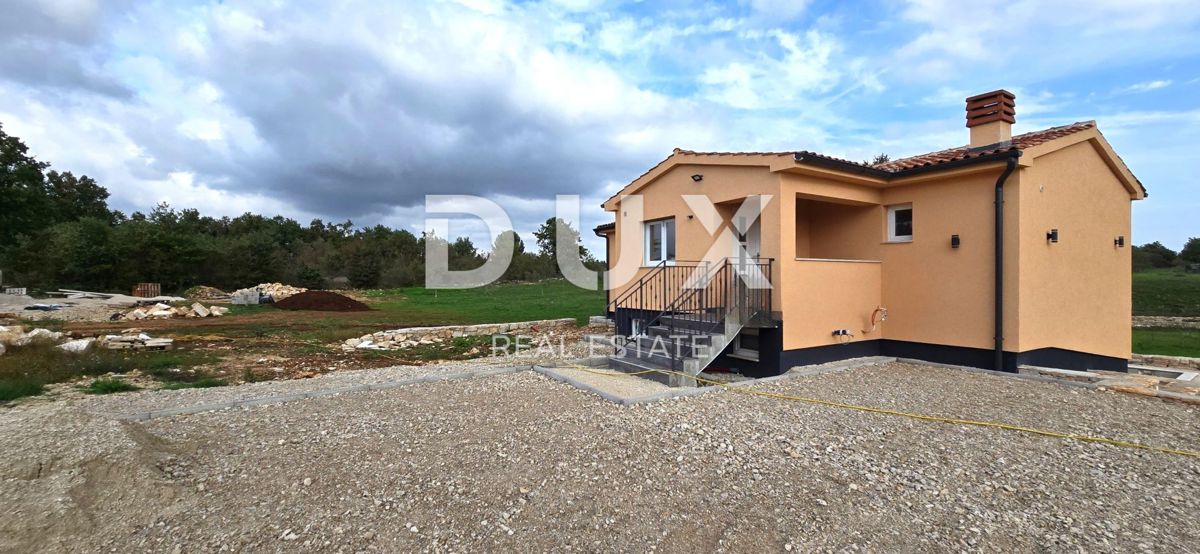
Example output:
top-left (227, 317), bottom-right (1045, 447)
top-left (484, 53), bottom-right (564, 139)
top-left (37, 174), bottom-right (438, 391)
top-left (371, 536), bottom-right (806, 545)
top-left (965, 89), bottom-right (1015, 148)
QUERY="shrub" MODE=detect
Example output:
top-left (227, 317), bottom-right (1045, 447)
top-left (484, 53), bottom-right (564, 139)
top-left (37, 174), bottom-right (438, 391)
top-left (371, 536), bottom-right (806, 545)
top-left (0, 377), bottom-right (45, 402)
top-left (161, 378), bottom-right (227, 390)
top-left (84, 379), bottom-right (140, 395)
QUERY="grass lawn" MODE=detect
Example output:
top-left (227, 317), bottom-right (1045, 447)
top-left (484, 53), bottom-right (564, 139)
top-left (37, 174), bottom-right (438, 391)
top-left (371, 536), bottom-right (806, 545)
top-left (364, 279), bottom-right (604, 326)
top-left (1133, 269), bottom-right (1200, 316)
top-left (1132, 327), bottom-right (1200, 358)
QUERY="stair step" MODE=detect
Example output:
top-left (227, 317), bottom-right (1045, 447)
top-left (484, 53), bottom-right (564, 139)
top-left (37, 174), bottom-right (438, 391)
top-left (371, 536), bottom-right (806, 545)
top-left (647, 325), bottom-right (715, 338)
top-left (657, 313), bottom-right (723, 331)
top-left (608, 356), bottom-right (675, 385)
top-left (620, 344), bottom-right (677, 368)
top-left (631, 335), bottom-right (711, 359)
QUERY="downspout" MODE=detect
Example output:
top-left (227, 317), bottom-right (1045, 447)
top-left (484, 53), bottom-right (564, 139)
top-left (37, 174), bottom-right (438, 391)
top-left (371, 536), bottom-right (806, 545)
top-left (994, 152), bottom-right (1021, 371)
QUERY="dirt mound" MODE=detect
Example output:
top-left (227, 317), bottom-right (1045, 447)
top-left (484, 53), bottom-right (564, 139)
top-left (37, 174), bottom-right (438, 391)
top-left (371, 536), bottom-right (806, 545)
top-left (273, 290), bottom-right (370, 312)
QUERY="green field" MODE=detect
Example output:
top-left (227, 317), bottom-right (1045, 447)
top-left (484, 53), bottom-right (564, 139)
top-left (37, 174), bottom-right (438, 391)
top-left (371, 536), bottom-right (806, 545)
top-left (363, 279), bottom-right (605, 326)
top-left (1133, 269), bottom-right (1200, 316)
top-left (1132, 327), bottom-right (1200, 358)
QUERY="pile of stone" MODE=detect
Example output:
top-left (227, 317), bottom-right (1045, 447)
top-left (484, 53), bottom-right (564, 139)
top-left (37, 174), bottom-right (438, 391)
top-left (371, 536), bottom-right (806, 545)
top-left (230, 283), bottom-right (307, 305)
top-left (341, 318), bottom-right (576, 351)
top-left (99, 329), bottom-right (174, 350)
top-left (0, 325), bottom-right (171, 354)
top-left (122, 302), bottom-right (230, 321)
top-left (0, 326), bottom-right (64, 353)
top-left (184, 285), bottom-right (231, 302)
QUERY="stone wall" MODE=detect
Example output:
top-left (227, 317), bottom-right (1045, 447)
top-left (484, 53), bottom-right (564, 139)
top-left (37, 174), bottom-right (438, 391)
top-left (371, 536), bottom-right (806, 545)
top-left (342, 318), bottom-right (578, 351)
top-left (1132, 316), bottom-right (1200, 329)
top-left (1132, 353), bottom-right (1200, 371)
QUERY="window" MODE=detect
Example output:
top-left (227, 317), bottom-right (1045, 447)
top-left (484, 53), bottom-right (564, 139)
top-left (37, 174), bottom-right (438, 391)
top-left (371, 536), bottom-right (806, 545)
top-left (887, 204), bottom-right (913, 242)
top-left (644, 218), bottom-right (676, 265)
top-left (732, 329), bottom-right (760, 361)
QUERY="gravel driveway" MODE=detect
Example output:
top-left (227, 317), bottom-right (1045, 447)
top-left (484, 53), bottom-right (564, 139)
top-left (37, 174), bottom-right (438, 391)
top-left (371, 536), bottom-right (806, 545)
top-left (2, 361), bottom-right (1198, 552)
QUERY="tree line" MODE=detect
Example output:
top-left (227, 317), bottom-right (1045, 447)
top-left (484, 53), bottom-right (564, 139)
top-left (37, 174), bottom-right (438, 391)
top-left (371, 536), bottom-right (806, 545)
top-left (0, 123), bottom-right (599, 294)
top-left (1134, 240), bottom-right (1200, 272)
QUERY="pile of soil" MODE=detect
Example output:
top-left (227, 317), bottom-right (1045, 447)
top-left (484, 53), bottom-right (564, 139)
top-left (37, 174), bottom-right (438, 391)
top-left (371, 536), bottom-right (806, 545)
top-left (273, 290), bottom-right (370, 312)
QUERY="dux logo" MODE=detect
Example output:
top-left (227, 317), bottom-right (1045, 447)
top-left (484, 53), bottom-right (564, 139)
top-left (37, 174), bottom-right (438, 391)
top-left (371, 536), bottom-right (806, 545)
top-left (424, 193), bottom-right (772, 290)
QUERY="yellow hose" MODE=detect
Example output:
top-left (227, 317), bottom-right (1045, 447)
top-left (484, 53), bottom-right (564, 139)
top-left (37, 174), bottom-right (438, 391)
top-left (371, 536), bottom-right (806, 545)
top-left (560, 362), bottom-right (1200, 459)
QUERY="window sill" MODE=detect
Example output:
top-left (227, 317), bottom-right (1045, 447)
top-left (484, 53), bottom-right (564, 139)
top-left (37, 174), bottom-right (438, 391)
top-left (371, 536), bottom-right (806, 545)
top-left (728, 350), bottom-right (760, 362)
top-left (882, 238), bottom-right (913, 244)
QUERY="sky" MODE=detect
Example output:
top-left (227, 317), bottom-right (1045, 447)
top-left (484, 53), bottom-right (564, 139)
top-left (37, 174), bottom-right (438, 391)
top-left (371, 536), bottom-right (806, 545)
top-left (1, 0), bottom-right (1198, 253)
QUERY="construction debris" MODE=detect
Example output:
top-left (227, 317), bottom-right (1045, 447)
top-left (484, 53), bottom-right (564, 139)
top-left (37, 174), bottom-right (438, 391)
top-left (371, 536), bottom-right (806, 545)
top-left (342, 318), bottom-right (576, 351)
top-left (58, 338), bottom-right (96, 353)
top-left (0, 326), bottom-right (65, 348)
top-left (230, 283), bottom-right (307, 305)
top-left (184, 286), bottom-right (231, 302)
top-left (0, 323), bottom-right (174, 352)
top-left (121, 302), bottom-right (229, 321)
top-left (23, 304), bottom-right (63, 311)
top-left (131, 283), bottom-right (162, 298)
top-left (99, 333), bottom-right (173, 350)
top-left (56, 289), bottom-right (187, 305)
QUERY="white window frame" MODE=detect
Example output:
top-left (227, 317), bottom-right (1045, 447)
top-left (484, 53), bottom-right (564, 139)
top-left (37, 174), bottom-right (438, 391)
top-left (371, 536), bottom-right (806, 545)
top-left (886, 204), bottom-right (913, 243)
top-left (643, 218), bottom-right (676, 265)
top-left (730, 329), bottom-right (760, 361)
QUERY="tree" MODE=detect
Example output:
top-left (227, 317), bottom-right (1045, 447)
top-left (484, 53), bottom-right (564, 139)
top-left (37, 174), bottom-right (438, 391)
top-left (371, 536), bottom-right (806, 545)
top-left (0, 121), bottom-right (580, 292)
top-left (533, 217), bottom-right (590, 262)
top-left (492, 230), bottom-right (525, 257)
top-left (295, 265), bottom-right (326, 289)
top-left (1133, 242), bottom-right (1178, 269)
top-left (0, 123), bottom-right (51, 244)
top-left (1181, 237), bottom-right (1200, 265)
top-left (865, 153), bottom-right (891, 165)
top-left (45, 170), bottom-right (114, 223)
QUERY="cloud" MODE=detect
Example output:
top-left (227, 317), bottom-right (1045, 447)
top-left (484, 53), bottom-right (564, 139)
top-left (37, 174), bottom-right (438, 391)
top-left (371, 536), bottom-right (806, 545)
top-left (893, 0), bottom-right (1200, 83)
top-left (3, 0), bottom-right (1198, 255)
top-left (698, 29), bottom-right (879, 111)
top-left (1117, 79), bottom-right (1173, 94)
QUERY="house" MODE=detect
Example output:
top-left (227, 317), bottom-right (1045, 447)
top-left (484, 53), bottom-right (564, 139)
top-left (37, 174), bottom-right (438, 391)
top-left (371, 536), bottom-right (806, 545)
top-left (595, 90), bottom-right (1146, 383)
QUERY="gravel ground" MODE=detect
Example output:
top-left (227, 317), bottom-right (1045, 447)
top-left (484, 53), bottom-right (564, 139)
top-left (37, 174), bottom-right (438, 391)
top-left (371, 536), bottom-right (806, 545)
top-left (2, 361), bottom-right (1198, 553)
top-left (538, 364), bottom-right (673, 400)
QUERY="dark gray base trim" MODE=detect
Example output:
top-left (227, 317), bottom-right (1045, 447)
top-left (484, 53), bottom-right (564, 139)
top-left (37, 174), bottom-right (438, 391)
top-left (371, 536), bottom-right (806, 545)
top-left (882, 340), bottom-right (1011, 372)
top-left (778, 340), bottom-right (883, 372)
top-left (1015, 347), bottom-right (1128, 373)
top-left (775, 340), bottom-right (1127, 376)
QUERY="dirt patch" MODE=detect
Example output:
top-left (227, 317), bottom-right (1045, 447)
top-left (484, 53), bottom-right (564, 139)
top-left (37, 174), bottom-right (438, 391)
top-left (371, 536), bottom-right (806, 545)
top-left (273, 291), bottom-right (370, 312)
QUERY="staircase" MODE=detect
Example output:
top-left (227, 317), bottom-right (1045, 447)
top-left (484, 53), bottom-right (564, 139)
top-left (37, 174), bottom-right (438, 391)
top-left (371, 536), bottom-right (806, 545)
top-left (607, 258), bottom-right (773, 386)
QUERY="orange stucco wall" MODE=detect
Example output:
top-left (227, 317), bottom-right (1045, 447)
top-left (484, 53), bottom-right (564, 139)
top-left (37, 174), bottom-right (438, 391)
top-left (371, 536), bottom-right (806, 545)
top-left (607, 163), bottom-right (782, 309)
top-left (875, 167), bottom-right (1021, 351)
top-left (607, 141), bottom-right (1134, 361)
top-left (781, 260), bottom-right (882, 349)
top-left (1015, 141), bottom-right (1133, 359)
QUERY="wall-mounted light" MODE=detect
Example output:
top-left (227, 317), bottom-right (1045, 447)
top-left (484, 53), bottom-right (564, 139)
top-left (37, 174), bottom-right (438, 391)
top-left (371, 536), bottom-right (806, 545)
top-left (1115, 236), bottom-right (1125, 248)
top-left (691, 174), bottom-right (703, 182)
top-left (950, 234), bottom-right (961, 249)
top-left (1046, 229), bottom-right (1059, 243)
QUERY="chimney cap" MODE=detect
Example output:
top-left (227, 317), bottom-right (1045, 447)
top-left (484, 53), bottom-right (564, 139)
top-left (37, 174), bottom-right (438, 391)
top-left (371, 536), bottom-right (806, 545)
top-left (965, 89), bottom-right (1016, 128)
top-left (965, 89), bottom-right (1015, 103)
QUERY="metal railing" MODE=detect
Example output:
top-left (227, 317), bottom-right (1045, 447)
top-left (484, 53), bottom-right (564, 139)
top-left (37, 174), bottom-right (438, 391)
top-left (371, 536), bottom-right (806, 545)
top-left (611, 258), bottom-right (774, 370)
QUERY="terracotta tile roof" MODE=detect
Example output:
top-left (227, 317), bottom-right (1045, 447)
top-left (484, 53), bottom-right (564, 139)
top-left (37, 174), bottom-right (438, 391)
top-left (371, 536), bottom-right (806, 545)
top-left (605, 121), bottom-right (1122, 208)
top-left (872, 121), bottom-right (1095, 172)
top-left (673, 149), bottom-right (795, 157)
